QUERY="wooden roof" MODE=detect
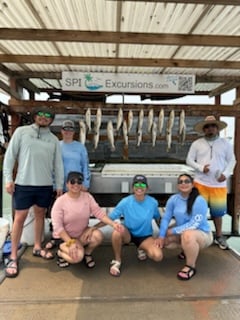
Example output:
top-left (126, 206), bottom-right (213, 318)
top-left (0, 0), bottom-right (239, 101)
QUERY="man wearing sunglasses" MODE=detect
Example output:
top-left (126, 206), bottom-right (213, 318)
top-left (186, 115), bottom-right (236, 250)
top-left (3, 107), bottom-right (64, 278)
top-left (95, 174), bottom-right (162, 277)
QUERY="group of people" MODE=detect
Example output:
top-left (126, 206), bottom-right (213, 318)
top-left (2, 107), bottom-right (236, 281)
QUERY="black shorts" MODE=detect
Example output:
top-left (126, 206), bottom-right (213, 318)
top-left (13, 184), bottom-right (54, 210)
top-left (130, 235), bottom-right (152, 247)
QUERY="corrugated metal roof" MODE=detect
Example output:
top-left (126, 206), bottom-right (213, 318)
top-left (0, 0), bottom-right (240, 98)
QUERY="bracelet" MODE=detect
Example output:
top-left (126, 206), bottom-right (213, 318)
top-left (66, 238), bottom-right (76, 247)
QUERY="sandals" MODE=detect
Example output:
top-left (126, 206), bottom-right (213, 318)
top-left (33, 248), bottom-right (54, 260)
top-left (110, 260), bottom-right (121, 277)
top-left (44, 238), bottom-right (62, 250)
top-left (84, 254), bottom-right (96, 268)
top-left (5, 259), bottom-right (19, 278)
top-left (177, 265), bottom-right (196, 281)
top-left (56, 253), bottom-right (70, 268)
top-left (137, 249), bottom-right (147, 261)
top-left (178, 251), bottom-right (186, 260)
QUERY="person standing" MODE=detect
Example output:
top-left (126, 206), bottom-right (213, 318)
top-left (3, 107), bottom-right (64, 278)
top-left (186, 115), bottom-right (236, 250)
top-left (60, 120), bottom-right (90, 192)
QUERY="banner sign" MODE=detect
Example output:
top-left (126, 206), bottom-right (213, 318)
top-left (62, 72), bottom-right (195, 94)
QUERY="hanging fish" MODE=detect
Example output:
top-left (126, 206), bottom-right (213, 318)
top-left (116, 107), bottom-right (123, 131)
top-left (166, 110), bottom-right (175, 151)
top-left (93, 131), bottom-right (100, 150)
top-left (85, 108), bottom-right (91, 133)
top-left (179, 109), bottom-right (186, 145)
top-left (127, 109), bottom-right (133, 133)
top-left (136, 128), bottom-right (143, 147)
top-left (147, 108), bottom-right (154, 133)
top-left (122, 119), bottom-right (128, 146)
top-left (179, 110), bottom-right (185, 135)
top-left (180, 122), bottom-right (186, 145)
top-left (79, 120), bottom-right (86, 145)
top-left (166, 131), bottom-right (172, 152)
top-left (158, 108), bottom-right (164, 135)
top-left (151, 121), bottom-right (157, 147)
top-left (107, 120), bottom-right (115, 151)
top-left (167, 110), bottom-right (175, 132)
top-left (93, 107), bottom-right (102, 133)
top-left (137, 109), bottom-right (144, 134)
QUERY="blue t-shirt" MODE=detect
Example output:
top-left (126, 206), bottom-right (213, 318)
top-left (159, 193), bottom-right (211, 237)
top-left (109, 194), bottom-right (160, 237)
top-left (60, 140), bottom-right (90, 191)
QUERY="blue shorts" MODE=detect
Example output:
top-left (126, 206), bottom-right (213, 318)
top-left (13, 185), bottom-right (54, 210)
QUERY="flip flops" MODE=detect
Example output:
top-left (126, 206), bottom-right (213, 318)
top-left (32, 248), bottom-right (54, 260)
top-left (5, 259), bottom-right (19, 278)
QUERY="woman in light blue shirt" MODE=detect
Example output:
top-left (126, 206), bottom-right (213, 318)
top-left (155, 173), bottom-right (213, 281)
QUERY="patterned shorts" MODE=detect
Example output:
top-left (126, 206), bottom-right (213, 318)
top-left (194, 181), bottom-right (227, 218)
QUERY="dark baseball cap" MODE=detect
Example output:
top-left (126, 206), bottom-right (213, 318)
top-left (132, 174), bottom-right (148, 186)
top-left (66, 171), bottom-right (84, 183)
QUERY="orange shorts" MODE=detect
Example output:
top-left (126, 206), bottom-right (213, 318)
top-left (194, 181), bottom-right (227, 218)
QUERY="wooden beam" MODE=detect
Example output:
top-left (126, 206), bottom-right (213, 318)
top-left (0, 80), bottom-right (21, 99)
top-left (17, 79), bottom-right (41, 94)
top-left (0, 54), bottom-right (240, 69)
top-left (8, 99), bottom-right (240, 116)
top-left (0, 29), bottom-right (239, 47)
top-left (209, 82), bottom-right (240, 97)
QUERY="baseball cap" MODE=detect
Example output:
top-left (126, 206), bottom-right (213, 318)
top-left (132, 174), bottom-right (148, 186)
top-left (32, 107), bottom-right (55, 121)
top-left (62, 120), bottom-right (75, 131)
top-left (66, 171), bottom-right (84, 183)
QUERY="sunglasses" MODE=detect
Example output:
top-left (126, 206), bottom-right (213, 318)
top-left (177, 179), bottom-right (192, 185)
top-left (37, 111), bottom-right (53, 118)
top-left (133, 183), bottom-right (147, 188)
top-left (69, 178), bottom-right (82, 185)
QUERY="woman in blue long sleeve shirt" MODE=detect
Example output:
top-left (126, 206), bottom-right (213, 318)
top-left (155, 173), bottom-right (213, 280)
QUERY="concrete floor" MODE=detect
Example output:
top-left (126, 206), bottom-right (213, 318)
top-left (0, 243), bottom-right (240, 320)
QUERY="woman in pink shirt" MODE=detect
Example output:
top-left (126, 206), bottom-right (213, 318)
top-left (51, 171), bottom-right (123, 268)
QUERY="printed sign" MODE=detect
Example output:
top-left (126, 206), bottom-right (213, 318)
top-left (62, 72), bottom-right (195, 94)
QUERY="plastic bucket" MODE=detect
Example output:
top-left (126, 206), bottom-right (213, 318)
top-left (0, 217), bottom-right (9, 248)
top-left (0, 217), bottom-right (10, 262)
top-left (20, 207), bottom-right (48, 246)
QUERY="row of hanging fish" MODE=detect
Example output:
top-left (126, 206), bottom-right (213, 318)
top-left (78, 107), bottom-right (186, 152)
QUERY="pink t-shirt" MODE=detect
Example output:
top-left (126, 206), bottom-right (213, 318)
top-left (51, 192), bottom-right (106, 238)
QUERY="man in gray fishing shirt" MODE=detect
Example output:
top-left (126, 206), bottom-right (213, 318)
top-left (3, 107), bottom-right (64, 278)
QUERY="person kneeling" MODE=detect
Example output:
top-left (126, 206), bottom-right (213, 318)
top-left (51, 171), bottom-right (123, 268)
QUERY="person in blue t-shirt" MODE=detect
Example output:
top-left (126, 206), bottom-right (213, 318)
top-left (96, 174), bottom-right (162, 277)
top-left (155, 173), bottom-right (213, 281)
top-left (60, 120), bottom-right (90, 192)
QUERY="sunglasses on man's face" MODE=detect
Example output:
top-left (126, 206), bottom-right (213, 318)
top-left (69, 178), bottom-right (83, 185)
top-left (133, 183), bottom-right (147, 188)
top-left (177, 179), bottom-right (192, 185)
top-left (37, 111), bottom-right (53, 118)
